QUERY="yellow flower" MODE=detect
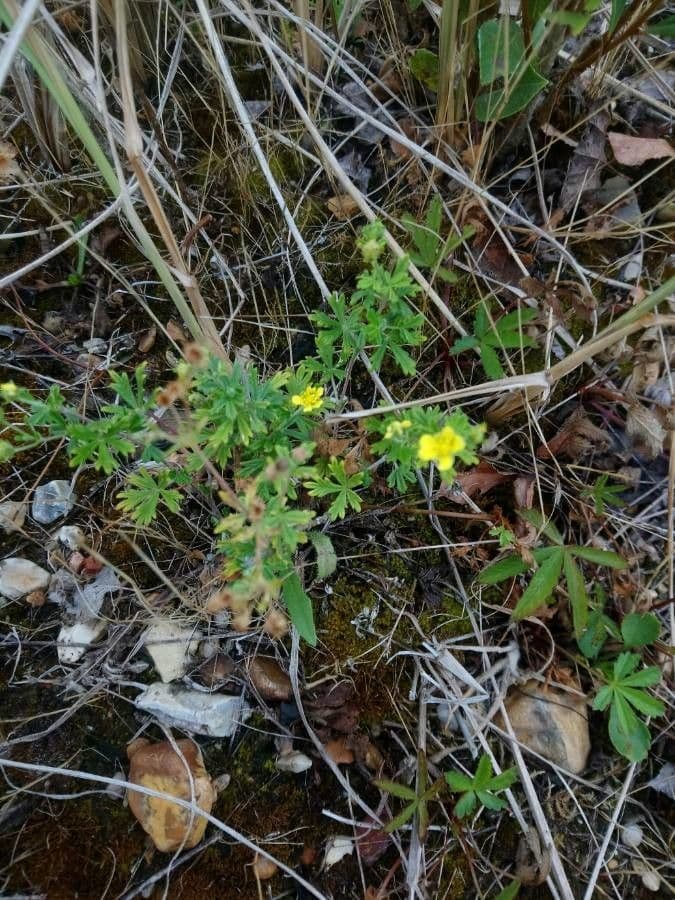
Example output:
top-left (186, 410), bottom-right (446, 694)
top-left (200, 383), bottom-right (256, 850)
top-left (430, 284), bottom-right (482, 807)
top-left (291, 385), bottom-right (324, 413)
top-left (418, 426), bottom-right (466, 473)
top-left (0, 381), bottom-right (18, 399)
top-left (384, 419), bottom-right (412, 439)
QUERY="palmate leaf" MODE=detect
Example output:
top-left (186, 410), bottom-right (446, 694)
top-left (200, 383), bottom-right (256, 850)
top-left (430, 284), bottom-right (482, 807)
top-left (512, 548), bottom-right (564, 619)
top-left (478, 554), bottom-right (529, 584)
top-left (454, 791), bottom-right (477, 819)
top-left (375, 780), bottom-right (417, 801)
top-left (477, 790), bottom-right (507, 811)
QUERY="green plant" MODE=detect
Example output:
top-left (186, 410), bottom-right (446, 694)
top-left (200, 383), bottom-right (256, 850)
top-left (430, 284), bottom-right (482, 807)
top-left (581, 473), bottom-right (627, 516)
top-left (305, 459), bottom-right (368, 520)
top-left (445, 754), bottom-right (518, 818)
top-left (368, 407), bottom-right (485, 492)
top-left (489, 525), bottom-right (516, 548)
top-left (450, 301), bottom-right (538, 380)
top-left (375, 752), bottom-right (444, 838)
top-left (310, 222), bottom-right (425, 377)
top-left (402, 197), bottom-right (474, 284)
top-left (478, 509), bottom-right (626, 636)
top-left (593, 652), bottom-right (664, 762)
top-left (0, 223), bottom-right (486, 646)
top-left (66, 215), bottom-right (89, 286)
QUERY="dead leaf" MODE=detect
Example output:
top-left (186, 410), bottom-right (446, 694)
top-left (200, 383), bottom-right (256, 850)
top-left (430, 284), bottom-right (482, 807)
top-left (166, 319), bottom-right (187, 343)
top-left (0, 141), bottom-right (20, 181)
top-left (608, 132), bottom-right (674, 167)
top-left (537, 411), bottom-right (610, 459)
top-left (323, 737), bottom-right (355, 765)
top-left (138, 326), bottom-right (157, 353)
top-left (626, 403), bottom-right (666, 458)
top-left (327, 194), bottom-right (360, 221)
top-left (355, 818), bottom-right (392, 865)
top-left (559, 109), bottom-right (609, 214)
top-left (454, 462), bottom-right (512, 499)
top-left (514, 476), bottom-right (535, 509)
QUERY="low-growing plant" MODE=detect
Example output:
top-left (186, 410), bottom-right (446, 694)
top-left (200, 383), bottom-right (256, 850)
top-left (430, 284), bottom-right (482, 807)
top-left (401, 196), bottom-right (475, 284)
top-left (581, 473), bottom-right (627, 516)
top-left (0, 223), bottom-right (485, 646)
top-left (450, 300), bottom-right (538, 380)
top-left (445, 753), bottom-right (518, 818)
top-left (593, 652), bottom-right (664, 762)
top-left (375, 752), bottom-right (444, 839)
top-left (478, 509), bottom-right (626, 637)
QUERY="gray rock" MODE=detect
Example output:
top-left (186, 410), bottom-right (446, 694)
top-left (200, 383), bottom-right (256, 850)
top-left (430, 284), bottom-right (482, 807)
top-left (135, 683), bottom-right (250, 737)
top-left (32, 480), bottom-right (75, 524)
top-left (144, 620), bottom-right (201, 683)
top-left (0, 558), bottom-right (51, 600)
top-left (0, 500), bottom-right (26, 533)
top-left (57, 620), bottom-right (107, 664)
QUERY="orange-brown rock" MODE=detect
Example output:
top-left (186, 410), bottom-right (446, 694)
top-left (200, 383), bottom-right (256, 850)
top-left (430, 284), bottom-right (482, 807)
top-left (127, 739), bottom-right (216, 852)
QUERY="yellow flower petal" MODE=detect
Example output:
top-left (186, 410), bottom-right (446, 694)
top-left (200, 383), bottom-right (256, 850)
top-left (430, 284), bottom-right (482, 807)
top-left (291, 385), bottom-right (325, 413)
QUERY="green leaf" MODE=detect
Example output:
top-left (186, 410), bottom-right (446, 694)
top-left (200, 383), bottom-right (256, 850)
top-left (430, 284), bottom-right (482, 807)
top-left (512, 548), bottom-right (564, 619)
top-left (608, 694), bottom-right (650, 762)
top-left (475, 66), bottom-right (548, 121)
top-left (518, 508), bottom-right (564, 545)
top-left (578, 609), bottom-right (612, 659)
top-left (488, 767), bottom-right (519, 791)
top-left (563, 552), bottom-right (589, 637)
top-left (454, 790), bottom-right (477, 819)
top-left (477, 790), bottom-right (506, 811)
top-left (384, 801), bottom-right (418, 832)
top-left (480, 343), bottom-right (505, 380)
top-left (409, 48), bottom-right (439, 90)
top-left (570, 547), bottom-right (626, 569)
top-left (375, 780), bottom-right (418, 801)
top-left (282, 572), bottom-right (316, 646)
top-left (478, 19), bottom-right (525, 85)
top-left (445, 771), bottom-right (475, 792)
top-left (621, 612), bottom-right (660, 648)
top-left (478, 555), bottom-right (528, 585)
top-left (308, 531), bottom-right (338, 580)
top-left (493, 879), bottom-right (521, 900)
top-left (473, 753), bottom-right (493, 788)
top-left (593, 685), bottom-right (613, 712)
top-left (647, 13), bottom-right (675, 37)
top-left (620, 687), bottom-right (665, 718)
top-left (620, 665), bottom-right (663, 689)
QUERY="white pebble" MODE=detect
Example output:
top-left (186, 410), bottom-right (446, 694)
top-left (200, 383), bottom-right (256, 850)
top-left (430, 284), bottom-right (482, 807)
top-left (621, 822), bottom-right (643, 849)
top-left (641, 871), bottom-right (660, 892)
top-left (276, 750), bottom-right (312, 774)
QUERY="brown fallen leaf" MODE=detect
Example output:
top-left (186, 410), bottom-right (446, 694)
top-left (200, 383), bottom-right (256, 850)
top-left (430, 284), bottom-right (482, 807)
top-left (454, 461), bottom-right (512, 500)
top-left (536, 411), bottom-right (610, 459)
top-left (0, 141), bottom-right (21, 181)
top-left (559, 108), bottom-right (609, 214)
top-left (323, 737), bottom-right (355, 765)
top-left (138, 326), bottom-right (157, 354)
top-left (626, 403), bottom-right (666, 458)
top-left (608, 132), bottom-right (674, 167)
top-left (356, 818), bottom-right (392, 865)
top-left (327, 194), bottom-right (360, 221)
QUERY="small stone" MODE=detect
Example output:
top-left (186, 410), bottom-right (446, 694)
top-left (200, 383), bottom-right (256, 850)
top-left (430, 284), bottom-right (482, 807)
top-left (54, 525), bottom-right (84, 549)
top-left (621, 822), bottom-right (644, 849)
top-left (500, 680), bottom-right (591, 774)
top-left (0, 558), bottom-right (51, 600)
top-left (252, 854), bottom-right (278, 880)
top-left (0, 500), bottom-right (26, 533)
top-left (57, 619), bottom-right (107, 664)
top-left (127, 738), bottom-right (216, 852)
top-left (323, 738), bottom-right (354, 765)
top-left (32, 480), bottom-right (75, 524)
top-left (641, 871), bottom-right (661, 892)
top-left (276, 750), bottom-right (312, 774)
top-left (246, 656), bottom-right (292, 702)
top-left (25, 590), bottom-right (47, 608)
top-left (196, 652), bottom-right (235, 688)
top-left (144, 620), bottom-right (201, 683)
top-left (323, 836), bottom-right (354, 869)
top-left (134, 683), bottom-right (250, 737)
